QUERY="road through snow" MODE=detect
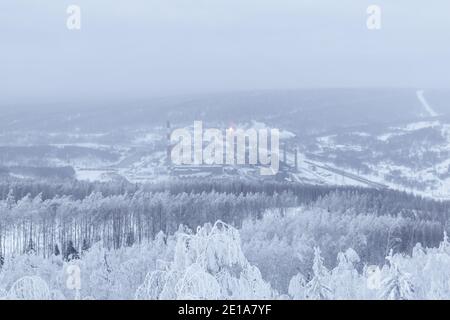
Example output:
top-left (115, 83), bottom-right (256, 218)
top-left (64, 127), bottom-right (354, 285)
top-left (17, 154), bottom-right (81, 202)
top-left (417, 90), bottom-right (438, 117)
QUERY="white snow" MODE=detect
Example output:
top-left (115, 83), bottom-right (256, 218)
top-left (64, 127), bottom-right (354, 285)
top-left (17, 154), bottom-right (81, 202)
top-left (402, 120), bottom-right (440, 131)
top-left (75, 169), bottom-right (113, 182)
top-left (377, 121), bottom-right (440, 141)
top-left (417, 90), bottom-right (438, 117)
top-left (250, 121), bottom-right (295, 140)
top-left (133, 133), bottom-right (161, 145)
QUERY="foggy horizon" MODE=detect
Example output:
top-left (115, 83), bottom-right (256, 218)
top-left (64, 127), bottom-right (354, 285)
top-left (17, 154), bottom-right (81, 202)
top-left (1, 0), bottom-right (450, 303)
top-left (2, 0), bottom-right (450, 105)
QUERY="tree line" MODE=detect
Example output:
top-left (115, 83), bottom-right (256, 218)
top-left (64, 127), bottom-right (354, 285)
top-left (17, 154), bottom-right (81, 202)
top-left (0, 179), bottom-right (448, 261)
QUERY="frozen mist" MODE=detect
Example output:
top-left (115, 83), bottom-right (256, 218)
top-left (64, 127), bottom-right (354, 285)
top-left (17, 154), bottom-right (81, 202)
top-left (1, 1), bottom-right (450, 301)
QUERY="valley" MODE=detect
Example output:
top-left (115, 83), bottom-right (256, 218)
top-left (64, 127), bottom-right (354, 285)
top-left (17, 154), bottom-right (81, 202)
top-left (1, 88), bottom-right (450, 199)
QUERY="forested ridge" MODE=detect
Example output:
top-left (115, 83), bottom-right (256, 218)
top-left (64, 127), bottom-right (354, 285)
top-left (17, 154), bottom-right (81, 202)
top-left (1, 220), bottom-right (449, 300)
top-left (0, 180), bottom-right (448, 264)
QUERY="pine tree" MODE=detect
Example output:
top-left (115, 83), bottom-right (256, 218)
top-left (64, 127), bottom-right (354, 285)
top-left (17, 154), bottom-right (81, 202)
top-left (125, 232), bottom-right (134, 247)
top-left (305, 248), bottom-right (333, 300)
top-left (82, 239), bottom-right (90, 253)
top-left (54, 244), bottom-right (60, 256)
top-left (288, 272), bottom-right (307, 299)
top-left (25, 239), bottom-right (36, 255)
top-left (64, 241), bottom-right (80, 261)
top-left (6, 189), bottom-right (15, 210)
top-left (330, 249), bottom-right (361, 299)
top-left (379, 253), bottom-right (414, 300)
top-left (439, 231), bottom-right (449, 253)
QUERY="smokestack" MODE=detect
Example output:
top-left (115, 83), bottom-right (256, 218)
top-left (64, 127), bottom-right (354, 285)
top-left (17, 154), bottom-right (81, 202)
top-left (166, 121), bottom-right (171, 166)
top-left (257, 134), bottom-right (260, 165)
top-left (294, 148), bottom-right (298, 171)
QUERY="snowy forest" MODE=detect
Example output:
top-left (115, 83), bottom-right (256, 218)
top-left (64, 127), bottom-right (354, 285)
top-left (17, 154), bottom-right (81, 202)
top-left (2, 0), bottom-right (450, 303)
top-left (0, 180), bottom-right (449, 300)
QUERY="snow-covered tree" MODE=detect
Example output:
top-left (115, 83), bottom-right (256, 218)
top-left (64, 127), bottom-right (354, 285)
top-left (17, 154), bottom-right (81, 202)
top-left (304, 248), bottom-right (333, 300)
top-left (329, 248), bottom-right (362, 299)
top-left (288, 273), bottom-right (307, 299)
top-left (379, 252), bottom-right (415, 300)
top-left (6, 276), bottom-right (51, 300)
top-left (135, 221), bottom-right (275, 300)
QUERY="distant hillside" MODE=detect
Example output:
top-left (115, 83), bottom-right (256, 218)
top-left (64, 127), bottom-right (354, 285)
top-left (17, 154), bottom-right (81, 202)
top-left (2, 88), bottom-right (449, 134)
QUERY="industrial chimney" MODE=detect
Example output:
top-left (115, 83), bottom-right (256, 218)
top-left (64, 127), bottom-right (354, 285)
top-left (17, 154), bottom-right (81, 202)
top-left (294, 148), bottom-right (298, 171)
top-left (166, 121), bottom-right (172, 166)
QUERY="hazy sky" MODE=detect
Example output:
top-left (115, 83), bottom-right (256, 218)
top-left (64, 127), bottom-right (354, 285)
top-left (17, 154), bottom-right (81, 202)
top-left (1, 0), bottom-right (449, 105)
